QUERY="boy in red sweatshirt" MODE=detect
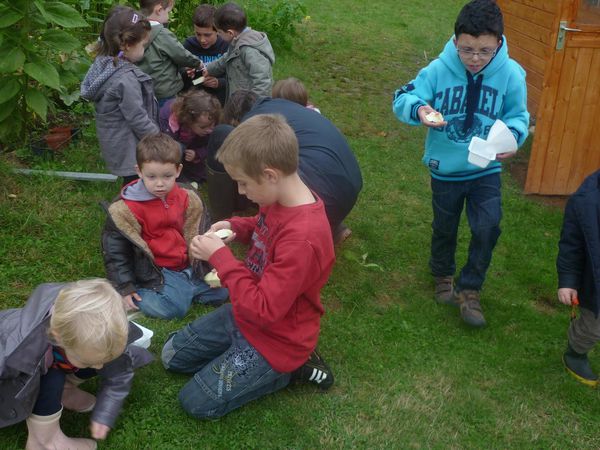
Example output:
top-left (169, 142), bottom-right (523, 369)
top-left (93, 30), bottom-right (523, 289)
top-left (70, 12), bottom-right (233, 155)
top-left (161, 114), bottom-right (336, 418)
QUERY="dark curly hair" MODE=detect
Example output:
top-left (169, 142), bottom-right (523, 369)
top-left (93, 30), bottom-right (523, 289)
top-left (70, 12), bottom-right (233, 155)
top-left (454, 0), bottom-right (503, 40)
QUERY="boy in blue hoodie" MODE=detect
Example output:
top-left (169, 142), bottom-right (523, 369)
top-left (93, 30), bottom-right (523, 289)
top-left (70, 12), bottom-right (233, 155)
top-left (393, 0), bottom-right (529, 327)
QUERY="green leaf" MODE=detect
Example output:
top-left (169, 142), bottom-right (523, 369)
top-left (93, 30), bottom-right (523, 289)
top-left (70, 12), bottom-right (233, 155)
top-left (0, 9), bottom-right (24, 28)
top-left (24, 61), bottom-right (60, 90)
top-left (59, 89), bottom-right (80, 106)
top-left (0, 100), bottom-right (16, 122)
top-left (0, 48), bottom-right (25, 73)
top-left (0, 79), bottom-right (20, 104)
top-left (40, 2), bottom-right (88, 28)
top-left (42, 29), bottom-right (81, 52)
top-left (25, 89), bottom-right (48, 122)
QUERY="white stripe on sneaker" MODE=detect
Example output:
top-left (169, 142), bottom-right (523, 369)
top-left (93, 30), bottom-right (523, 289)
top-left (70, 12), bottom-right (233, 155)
top-left (309, 368), bottom-right (318, 381)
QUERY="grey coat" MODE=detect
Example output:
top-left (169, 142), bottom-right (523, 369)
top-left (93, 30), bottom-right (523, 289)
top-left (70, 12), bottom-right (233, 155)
top-left (81, 57), bottom-right (159, 176)
top-left (0, 283), bottom-right (153, 429)
top-left (206, 28), bottom-right (275, 100)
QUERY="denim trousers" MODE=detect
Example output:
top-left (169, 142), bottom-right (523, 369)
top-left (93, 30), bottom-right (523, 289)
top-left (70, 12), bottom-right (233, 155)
top-left (429, 173), bottom-right (502, 292)
top-left (161, 304), bottom-right (291, 419)
top-left (136, 267), bottom-right (229, 319)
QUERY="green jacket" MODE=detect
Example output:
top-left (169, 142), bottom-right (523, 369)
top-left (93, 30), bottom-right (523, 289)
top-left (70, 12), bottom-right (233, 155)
top-left (206, 28), bottom-right (275, 100)
top-left (137, 24), bottom-right (201, 100)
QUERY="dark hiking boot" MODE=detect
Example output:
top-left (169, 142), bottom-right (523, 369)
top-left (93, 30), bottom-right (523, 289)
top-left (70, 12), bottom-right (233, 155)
top-left (434, 276), bottom-right (457, 306)
top-left (563, 345), bottom-right (599, 387)
top-left (206, 166), bottom-right (237, 222)
top-left (455, 289), bottom-right (486, 327)
top-left (292, 349), bottom-right (334, 390)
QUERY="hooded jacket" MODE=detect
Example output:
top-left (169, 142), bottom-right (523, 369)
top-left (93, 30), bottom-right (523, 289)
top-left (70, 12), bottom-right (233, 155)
top-left (137, 24), bottom-right (201, 100)
top-left (393, 36), bottom-right (529, 181)
top-left (101, 182), bottom-right (210, 296)
top-left (557, 170), bottom-right (600, 317)
top-left (81, 56), bottom-right (159, 176)
top-left (206, 27), bottom-right (275, 99)
top-left (0, 283), bottom-right (153, 429)
top-left (182, 35), bottom-right (229, 104)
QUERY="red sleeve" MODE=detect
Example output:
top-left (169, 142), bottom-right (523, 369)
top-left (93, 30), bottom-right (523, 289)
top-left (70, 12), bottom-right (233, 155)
top-left (228, 215), bottom-right (258, 245)
top-left (209, 239), bottom-right (318, 327)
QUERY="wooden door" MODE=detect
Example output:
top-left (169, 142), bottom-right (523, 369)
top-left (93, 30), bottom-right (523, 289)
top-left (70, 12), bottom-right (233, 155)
top-left (525, 0), bottom-right (600, 194)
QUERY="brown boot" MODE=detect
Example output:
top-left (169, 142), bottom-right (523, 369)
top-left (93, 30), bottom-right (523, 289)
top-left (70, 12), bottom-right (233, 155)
top-left (62, 375), bottom-right (96, 413)
top-left (206, 165), bottom-right (237, 222)
top-left (25, 408), bottom-right (97, 450)
top-left (455, 289), bottom-right (486, 327)
top-left (434, 276), bottom-right (456, 305)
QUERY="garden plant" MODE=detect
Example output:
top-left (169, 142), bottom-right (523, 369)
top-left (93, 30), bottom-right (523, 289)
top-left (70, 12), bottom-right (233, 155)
top-left (2, 0), bottom-right (600, 448)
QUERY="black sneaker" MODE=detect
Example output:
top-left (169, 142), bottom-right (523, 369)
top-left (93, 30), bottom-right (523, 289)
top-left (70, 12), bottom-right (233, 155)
top-left (563, 345), bottom-right (599, 387)
top-left (292, 349), bottom-right (334, 390)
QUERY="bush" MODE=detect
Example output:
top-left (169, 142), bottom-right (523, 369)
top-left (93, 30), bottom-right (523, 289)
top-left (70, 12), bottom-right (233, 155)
top-left (0, 0), bottom-right (91, 144)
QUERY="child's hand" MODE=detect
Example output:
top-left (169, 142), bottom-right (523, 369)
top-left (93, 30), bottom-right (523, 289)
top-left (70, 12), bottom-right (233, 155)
top-left (202, 75), bottom-right (219, 89)
top-left (184, 149), bottom-right (195, 161)
top-left (558, 288), bottom-right (578, 306)
top-left (123, 292), bottom-right (141, 310)
top-left (190, 234), bottom-right (225, 261)
top-left (90, 420), bottom-right (110, 440)
top-left (417, 105), bottom-right (447, 128)
top-left (185, 67), bottom-right (196, 79)
top-left (496, 151), bottom-right (516, 160)
top-left (208, 221), bottom-right (232, 233)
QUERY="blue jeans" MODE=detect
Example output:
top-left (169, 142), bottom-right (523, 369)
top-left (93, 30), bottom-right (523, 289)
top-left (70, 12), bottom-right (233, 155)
top-left (136, 268), bottom-right (229, 319)
top-left (161, 304), bottom-right (291, 419)
top-left (429, 173), bottom-right (502, 292)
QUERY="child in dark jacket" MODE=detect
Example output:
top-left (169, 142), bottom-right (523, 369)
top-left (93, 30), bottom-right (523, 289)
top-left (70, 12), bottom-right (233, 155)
top-left (182, 3), bottom-right (228, 105)
top-left (0, 279), bottom-right (153, 449)
top-left (557, 170), bottom-right (600, 387)
top-left (102, 133), bottom-right (228, 320)
top-left (159, 90), bottom-right (221, 183)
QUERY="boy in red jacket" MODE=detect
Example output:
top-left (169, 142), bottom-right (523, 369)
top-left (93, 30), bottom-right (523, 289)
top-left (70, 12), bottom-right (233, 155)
top-left (102, 133), bottom-right (228, 319)
top-left (161, 114), bottom-right (336, 418)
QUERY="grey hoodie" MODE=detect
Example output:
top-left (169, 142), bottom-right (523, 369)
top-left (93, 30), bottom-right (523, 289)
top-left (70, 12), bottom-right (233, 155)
top-left (206, 28), bottom-right (275, 99)
top-left (81, 56), bottom-right (159, 176)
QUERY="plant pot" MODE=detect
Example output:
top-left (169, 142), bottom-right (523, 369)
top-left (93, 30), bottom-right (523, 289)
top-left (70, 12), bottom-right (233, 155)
top-left (45, 127), bottom-right (73, 150)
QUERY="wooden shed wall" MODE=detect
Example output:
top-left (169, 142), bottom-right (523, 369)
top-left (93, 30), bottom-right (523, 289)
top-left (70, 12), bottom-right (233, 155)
top-left (497, 0), bottom-right (562, 118)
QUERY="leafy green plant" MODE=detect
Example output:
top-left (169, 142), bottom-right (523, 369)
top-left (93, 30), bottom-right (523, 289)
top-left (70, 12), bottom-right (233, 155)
top-left (0, 0), bottom-right (90, 143)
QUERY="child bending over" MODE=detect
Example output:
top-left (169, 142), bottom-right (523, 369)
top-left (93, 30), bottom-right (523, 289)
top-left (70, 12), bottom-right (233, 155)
top-left (159, 90), bottom-right (221, 183)
top-left (0, 279), bottom-right (153, 449)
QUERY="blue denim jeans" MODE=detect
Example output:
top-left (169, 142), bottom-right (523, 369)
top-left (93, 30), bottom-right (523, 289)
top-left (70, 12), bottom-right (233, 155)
top-left (161, 304), bottom-right (291, 419)
top-left (429, 173), bottom-right (502, 292)
top-left (136, 268), bottom-right (229, 319)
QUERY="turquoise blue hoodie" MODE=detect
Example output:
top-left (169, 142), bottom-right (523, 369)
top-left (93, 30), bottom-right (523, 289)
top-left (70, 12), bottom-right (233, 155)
top-left (393, 36), bottom-right (529, 181)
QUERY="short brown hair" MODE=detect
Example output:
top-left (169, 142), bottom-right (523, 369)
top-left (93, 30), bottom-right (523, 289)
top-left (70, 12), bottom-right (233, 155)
top-left (172, 90), bottom-right (221, 128)
top-left (139, 0), bottom-right (173, 17)
top-left (223, 89), bottom-right (258, 126)
top-left (193, 4), bottom-right (216, 29)
top-left (217, 114), bottom-right (298, 180)
top-left (136, 133), bottom-right (182, 167)
top-left (272, 78), bottom-right (308, 107)
top-left (214, 2), bottom-right (247, 32)
top-left (96, 6), bottom-right (151, 59)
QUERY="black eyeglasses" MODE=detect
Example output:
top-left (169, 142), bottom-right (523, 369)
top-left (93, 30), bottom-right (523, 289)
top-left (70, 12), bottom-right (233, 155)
top-left (456, 47), bottom-right (497, 59)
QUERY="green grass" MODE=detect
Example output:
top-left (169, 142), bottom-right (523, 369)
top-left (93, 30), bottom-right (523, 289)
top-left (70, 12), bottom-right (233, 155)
top-left (2, 0), bottom-right (600, 448)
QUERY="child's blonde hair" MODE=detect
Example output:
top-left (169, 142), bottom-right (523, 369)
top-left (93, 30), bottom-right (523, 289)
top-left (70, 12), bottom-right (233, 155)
top-left (272, 77), bottom-right (308, 107)
top-left (49, 279), bottom-right (128, 365)
top-left (172, 90), bottom-right (221, 129)
top-left (216, 114), bottom-right (298, 180)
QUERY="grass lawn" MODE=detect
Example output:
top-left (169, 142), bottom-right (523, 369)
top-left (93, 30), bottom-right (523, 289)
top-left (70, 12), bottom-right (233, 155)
top-left (2, 0), bottom-right (600, 448)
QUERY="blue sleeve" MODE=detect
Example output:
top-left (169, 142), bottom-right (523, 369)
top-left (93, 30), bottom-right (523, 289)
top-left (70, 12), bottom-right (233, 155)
top-left (392, 65), bottom-right (435, 125)
top-left (501, 62), bottom-right (529, 147)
